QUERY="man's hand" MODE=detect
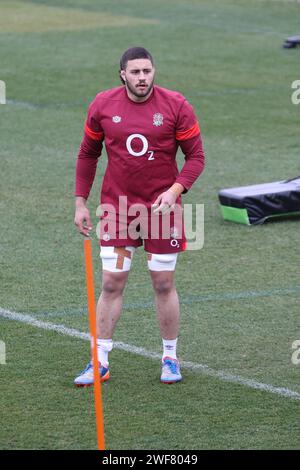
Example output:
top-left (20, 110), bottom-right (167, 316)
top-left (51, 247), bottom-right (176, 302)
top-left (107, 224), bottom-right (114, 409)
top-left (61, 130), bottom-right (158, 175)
top-left (152, 189), bottom-right (178, 214)
top-left (152, 183), bottom-right (184, 214)
top-left (74, 197), bottom-right (92, 237)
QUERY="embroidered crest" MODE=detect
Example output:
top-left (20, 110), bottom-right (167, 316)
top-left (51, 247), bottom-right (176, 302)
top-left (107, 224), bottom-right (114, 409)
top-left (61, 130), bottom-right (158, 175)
top-left (153, 113), bottom-right (163, 127)
top-left (112, 115), bottom-right (121, 123)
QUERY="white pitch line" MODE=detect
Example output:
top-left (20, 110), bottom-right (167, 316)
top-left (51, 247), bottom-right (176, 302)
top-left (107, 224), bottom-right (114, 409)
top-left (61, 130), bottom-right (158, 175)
top-left (1, 306), bottom-right (300, 401)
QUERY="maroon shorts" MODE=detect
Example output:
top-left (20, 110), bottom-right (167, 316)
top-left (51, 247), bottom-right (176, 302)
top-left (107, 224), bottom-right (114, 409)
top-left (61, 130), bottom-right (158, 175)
top-left (99, 208), bottom-right (186, 254)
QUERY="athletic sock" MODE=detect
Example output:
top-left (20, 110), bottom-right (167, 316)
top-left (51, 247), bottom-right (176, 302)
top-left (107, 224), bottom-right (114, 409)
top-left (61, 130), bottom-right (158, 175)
top-left (96, 339), bottom-right (113, 368)
top-left (162, 338), bottom-right (178, 361)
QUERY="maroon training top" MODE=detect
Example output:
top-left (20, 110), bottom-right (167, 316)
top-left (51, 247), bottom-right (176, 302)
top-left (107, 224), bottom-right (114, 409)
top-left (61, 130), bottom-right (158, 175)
top-left (75, 85), bottom-right (205, 209)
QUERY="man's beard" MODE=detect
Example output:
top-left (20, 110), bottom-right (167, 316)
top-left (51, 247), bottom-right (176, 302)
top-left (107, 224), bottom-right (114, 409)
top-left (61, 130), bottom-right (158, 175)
top-left (126, 78), bottom-right (154, 99)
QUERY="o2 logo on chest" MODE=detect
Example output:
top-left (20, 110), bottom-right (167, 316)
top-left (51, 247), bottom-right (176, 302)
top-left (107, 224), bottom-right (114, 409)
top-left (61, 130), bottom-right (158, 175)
top-left (126, 134), bottom-right (154, 160)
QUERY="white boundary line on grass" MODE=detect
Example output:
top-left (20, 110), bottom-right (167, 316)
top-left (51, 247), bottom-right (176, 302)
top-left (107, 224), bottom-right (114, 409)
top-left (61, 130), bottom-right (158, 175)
top-left (1, 306), bottom-right (300, 401)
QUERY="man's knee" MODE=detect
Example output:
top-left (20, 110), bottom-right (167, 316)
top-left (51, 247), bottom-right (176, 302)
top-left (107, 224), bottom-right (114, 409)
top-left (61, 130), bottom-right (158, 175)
top-left (152, 276), bottom-right (174, 296)
top-left (102, 272), bottom-right (128, 297)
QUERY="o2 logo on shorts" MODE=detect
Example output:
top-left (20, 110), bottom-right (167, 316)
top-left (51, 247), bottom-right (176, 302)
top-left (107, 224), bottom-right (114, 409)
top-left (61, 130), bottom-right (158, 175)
top-left (170, 227), bottom-right (180, 248)
top-left (126, 134), bottom-right (155, 160)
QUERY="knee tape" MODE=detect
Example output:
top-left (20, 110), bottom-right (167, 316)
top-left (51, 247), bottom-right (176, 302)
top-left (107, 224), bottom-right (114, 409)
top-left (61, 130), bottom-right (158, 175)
top-left (147, 253), bottom-right (178, 272)
top-left (100, 246), bottom-right (135, 272)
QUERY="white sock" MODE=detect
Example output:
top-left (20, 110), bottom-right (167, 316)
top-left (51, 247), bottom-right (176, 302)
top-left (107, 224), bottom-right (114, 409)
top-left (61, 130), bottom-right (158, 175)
top-left (162, 338), bottom-right (178, 361)
top-left (96, 339), bottom-right (113, 368)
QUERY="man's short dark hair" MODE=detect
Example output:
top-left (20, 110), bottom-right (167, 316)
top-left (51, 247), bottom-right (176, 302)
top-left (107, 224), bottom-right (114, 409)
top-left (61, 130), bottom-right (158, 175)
top-left (119, 47), bottom-right (154, 84)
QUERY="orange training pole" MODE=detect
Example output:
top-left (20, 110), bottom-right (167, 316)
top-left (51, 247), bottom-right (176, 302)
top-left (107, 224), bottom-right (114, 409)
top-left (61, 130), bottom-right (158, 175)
top-left (83, 238), bottom-right (105, 451)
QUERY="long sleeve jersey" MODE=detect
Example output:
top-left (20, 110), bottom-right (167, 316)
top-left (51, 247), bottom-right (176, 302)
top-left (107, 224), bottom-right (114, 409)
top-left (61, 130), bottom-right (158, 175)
top-left (75, 85), bottom-right (205, 210)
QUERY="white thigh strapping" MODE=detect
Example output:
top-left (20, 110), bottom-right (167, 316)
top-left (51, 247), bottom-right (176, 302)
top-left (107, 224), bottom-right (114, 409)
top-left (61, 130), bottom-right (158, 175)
top-left (147, 252), bottom-right (178, 272)
top-left (100, 246), bottom-right (136, 272)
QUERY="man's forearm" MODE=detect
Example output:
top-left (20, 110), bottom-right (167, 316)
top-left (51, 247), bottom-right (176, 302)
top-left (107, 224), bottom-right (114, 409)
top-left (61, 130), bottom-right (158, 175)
top-left (176, 135), bottom-right (205, 192)
top-left (75, 131), bottom-right (103, 200)
top-left (75, 196), bottom-right (87, 208)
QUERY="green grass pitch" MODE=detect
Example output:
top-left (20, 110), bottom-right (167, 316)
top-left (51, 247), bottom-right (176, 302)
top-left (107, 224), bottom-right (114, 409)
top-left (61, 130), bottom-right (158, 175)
top-left (0, 0), bottom-right (300, 450)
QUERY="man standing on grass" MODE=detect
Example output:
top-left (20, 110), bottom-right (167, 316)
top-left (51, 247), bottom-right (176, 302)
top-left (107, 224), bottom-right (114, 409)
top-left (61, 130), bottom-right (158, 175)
top-left (74, 47), bottom-right (205, 385)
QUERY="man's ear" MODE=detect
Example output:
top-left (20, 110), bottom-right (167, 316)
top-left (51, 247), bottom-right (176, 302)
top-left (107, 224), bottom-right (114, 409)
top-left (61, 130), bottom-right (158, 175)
top-left (120, 70), bottom-right (126, 82)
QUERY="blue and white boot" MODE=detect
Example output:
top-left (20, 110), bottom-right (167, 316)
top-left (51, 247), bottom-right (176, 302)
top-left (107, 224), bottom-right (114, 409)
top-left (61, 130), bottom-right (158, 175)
top-left (160, 357), bottom-right (182, 384)
top-left (74, 361), bottom-right (110, 387)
